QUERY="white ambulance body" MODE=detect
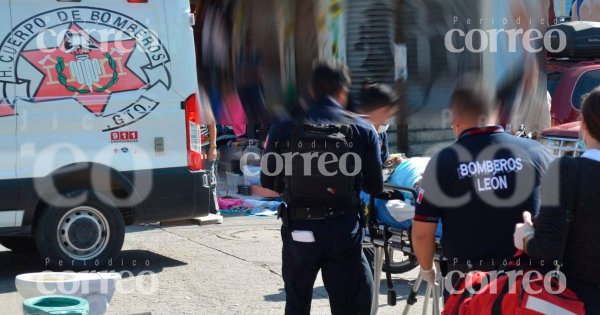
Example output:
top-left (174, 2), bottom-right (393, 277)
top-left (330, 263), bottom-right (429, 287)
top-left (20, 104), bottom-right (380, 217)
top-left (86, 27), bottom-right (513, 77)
top-left (0, 0), bottom-right (216, 269)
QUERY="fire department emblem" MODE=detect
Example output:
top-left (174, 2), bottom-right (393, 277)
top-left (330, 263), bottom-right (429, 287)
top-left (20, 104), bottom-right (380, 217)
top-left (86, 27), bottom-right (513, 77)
top-left (0, 7), bottom-right (172, 131)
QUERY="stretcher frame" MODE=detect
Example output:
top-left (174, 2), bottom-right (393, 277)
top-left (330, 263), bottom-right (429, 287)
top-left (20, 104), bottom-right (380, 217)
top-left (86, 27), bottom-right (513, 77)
top-left (365, 184), bottom-right (445, 315)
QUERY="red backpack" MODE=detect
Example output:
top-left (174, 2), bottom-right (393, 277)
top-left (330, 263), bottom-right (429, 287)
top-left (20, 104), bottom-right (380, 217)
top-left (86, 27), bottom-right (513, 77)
top-left (442, 271), bottom-right (486, 315)
top-left (444, 270), bottom-right (585, 315)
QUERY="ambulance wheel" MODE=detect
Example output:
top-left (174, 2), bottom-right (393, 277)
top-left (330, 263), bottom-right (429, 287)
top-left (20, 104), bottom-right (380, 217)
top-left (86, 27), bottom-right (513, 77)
top-left (35, 190), bottom-right (125, 271)
top-left (0, 237), bottom-right (38, 252)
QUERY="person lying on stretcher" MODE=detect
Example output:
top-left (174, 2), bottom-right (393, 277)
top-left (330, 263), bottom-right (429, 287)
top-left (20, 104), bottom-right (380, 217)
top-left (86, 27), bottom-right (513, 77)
top-left (354, 83), bottom-right (441, 234)
top-left (360, 157), bottom-right (442, 238)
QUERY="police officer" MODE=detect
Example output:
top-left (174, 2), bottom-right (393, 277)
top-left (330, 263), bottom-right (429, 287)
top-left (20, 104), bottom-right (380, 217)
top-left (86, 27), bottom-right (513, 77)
top-left (411, 74), bottom-right (554, 289)
top-left (261, 61), bottom-right (384, 315)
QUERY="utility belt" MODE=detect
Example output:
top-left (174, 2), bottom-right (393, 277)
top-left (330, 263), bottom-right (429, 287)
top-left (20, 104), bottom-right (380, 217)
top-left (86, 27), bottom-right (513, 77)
top-left (277, 203), bottom-right (359, 226)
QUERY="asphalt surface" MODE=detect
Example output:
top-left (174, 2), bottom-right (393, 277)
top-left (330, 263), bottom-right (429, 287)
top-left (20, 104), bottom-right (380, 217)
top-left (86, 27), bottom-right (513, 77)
top-left (0, 215), bottom-right (429, 315)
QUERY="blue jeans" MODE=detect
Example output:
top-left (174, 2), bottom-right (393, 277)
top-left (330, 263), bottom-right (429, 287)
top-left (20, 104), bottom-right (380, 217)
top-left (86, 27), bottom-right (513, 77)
top-left (205, 160), bottom-right (219, 214)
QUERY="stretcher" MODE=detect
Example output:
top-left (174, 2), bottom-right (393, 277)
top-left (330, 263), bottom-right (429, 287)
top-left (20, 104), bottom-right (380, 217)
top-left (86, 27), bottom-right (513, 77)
top-left (364, 184), bottom-right (445, 315)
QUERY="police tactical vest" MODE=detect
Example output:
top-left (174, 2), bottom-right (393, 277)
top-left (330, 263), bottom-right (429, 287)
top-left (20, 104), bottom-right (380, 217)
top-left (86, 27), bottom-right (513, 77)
top-left (280, 124), bottom-right (361, 209)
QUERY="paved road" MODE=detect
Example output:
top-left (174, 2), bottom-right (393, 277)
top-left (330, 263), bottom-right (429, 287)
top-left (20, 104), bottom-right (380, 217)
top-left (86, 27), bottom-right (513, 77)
top-left (0, 216), bottom-right (429, 314)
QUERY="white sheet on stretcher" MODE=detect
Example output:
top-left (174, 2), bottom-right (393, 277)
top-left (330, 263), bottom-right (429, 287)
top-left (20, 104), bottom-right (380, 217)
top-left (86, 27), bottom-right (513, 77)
top-left (385, 200), bottom-right (415, 223)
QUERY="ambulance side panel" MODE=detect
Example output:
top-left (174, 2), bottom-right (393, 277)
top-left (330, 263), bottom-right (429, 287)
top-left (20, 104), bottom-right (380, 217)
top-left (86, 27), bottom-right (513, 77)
top-left (0, 0), bottom-right (210, 234)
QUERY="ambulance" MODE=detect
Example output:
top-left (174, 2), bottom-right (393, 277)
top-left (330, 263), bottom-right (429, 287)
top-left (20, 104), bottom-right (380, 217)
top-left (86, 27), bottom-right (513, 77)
top-left (0, 0), bottom-right (217, 269)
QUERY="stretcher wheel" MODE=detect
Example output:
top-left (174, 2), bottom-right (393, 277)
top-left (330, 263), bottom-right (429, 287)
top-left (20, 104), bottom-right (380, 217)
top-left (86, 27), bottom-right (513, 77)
top-left (363, 246), bottom-right (418, 274)
top-left (387, 290), bottom-right (397, 306)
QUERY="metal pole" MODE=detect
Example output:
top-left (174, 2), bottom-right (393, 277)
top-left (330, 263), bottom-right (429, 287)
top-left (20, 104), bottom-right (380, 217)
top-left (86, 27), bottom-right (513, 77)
top-left (432, 261), bottom-right (443, 315)
top-left (402, 273), bottom-right (424, 315)
top-left (422, 284), bottom-right (431, 315)
top-left (371, 245), bottom-right (385, 315)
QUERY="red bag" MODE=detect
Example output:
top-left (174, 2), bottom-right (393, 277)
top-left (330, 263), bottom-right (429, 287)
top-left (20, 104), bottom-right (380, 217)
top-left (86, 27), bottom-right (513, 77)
top-left (445, 270), bottom-right (586, 315)
top-left (466, 271), bottom-right (585, 315)
top-left (442, 271), bottom-right (487, 315)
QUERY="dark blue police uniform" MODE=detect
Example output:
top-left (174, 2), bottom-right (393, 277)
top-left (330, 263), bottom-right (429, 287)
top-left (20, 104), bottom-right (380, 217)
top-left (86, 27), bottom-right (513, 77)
top-left (379, 132), bottom-right (390, 164)
top-left (262, 96), bottom-right (383, 315)
top-left (415, 126), bottom-right (554, 271)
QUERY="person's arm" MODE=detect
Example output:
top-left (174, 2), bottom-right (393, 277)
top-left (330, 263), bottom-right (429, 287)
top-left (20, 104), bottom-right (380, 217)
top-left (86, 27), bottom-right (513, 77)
top-left (207, 123), bottom-right (218, 161)
top-left (413, 221), bottom-right (438, 270)
top-left (361, 127), bottom-right (384, 195)
top-left (380, 132), bottom-right (390, 165)
top-left (524, 160), bottom-right (567, 262)
top-left (260, 125), bottom-right (280, 192)
top-left (413, 156), bottom-right (443, 271)
top-left (197, 86), bottom-right (219, 161)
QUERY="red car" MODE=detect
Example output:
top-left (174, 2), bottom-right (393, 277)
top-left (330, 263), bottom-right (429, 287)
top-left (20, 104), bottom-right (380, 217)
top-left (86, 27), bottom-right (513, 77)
top-left (542, 59), bottom-right (599, 157)
top-left (547, 59), bottom-right (600, 126)
top-left (542, 22), bottom-right (600, 156)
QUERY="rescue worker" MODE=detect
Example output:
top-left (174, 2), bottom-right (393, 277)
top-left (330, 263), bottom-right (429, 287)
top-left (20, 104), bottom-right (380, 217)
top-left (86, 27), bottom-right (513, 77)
top-left (356, 83), bottom-right (407, 275)
top-left (355, 83), bottom-right (403, 166)
top-left (411, 74), bottom-right (554, 290)
top-left (261, 60), bottom-right (384, 315)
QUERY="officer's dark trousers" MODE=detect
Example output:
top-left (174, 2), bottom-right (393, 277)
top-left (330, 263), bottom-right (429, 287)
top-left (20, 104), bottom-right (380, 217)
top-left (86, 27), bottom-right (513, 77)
top-left (281, 214), bottom-right (373, 315)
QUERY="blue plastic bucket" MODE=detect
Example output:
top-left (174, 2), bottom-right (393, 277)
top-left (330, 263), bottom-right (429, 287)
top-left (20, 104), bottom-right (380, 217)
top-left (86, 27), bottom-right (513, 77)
top-left (23, 295), bottom-right (89, 315)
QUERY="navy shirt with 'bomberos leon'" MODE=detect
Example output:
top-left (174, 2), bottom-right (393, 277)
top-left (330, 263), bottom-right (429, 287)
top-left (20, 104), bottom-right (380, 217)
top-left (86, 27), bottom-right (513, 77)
top-left (415, 126), bottom-right (554, 265)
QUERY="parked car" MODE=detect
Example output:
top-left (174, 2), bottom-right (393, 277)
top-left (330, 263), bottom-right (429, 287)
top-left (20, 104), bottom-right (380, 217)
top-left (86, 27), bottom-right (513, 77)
top-left (542, 21), bottom-right (600, 156)
top-left (547, 59), bottom-right (600, 126)
top-left (548, 21), bottom-right (600, 125)
top-left (0, 0), bottom-right (219, 269)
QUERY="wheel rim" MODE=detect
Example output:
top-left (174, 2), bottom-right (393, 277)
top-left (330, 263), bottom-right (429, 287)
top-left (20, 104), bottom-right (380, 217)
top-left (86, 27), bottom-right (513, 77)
top-left (56, 206), bottom-right (110, 261)
top-left (388, 248), bottom-right (414, 268)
